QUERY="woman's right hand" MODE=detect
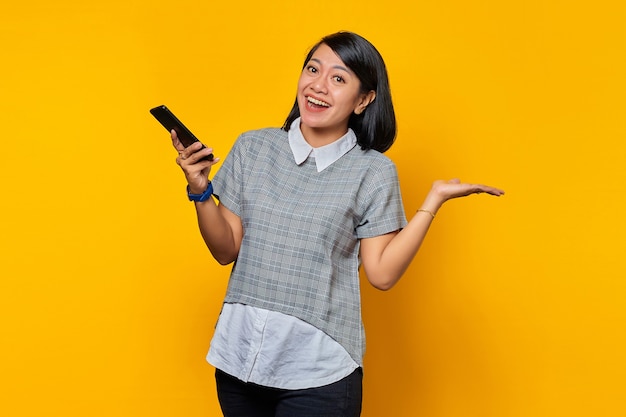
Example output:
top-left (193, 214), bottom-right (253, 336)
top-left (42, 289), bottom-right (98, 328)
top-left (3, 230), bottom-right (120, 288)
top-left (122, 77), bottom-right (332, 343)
top-left (171, 129), bottom-right (219, 194)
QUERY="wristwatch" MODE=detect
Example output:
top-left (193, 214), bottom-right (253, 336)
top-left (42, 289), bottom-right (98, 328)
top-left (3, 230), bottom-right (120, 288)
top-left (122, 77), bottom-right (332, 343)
top-left (187, 182), bottom-right (213, 202)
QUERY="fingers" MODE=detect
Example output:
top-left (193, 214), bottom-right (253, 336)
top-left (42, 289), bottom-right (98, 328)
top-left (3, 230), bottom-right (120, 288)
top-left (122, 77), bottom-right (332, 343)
top-left (177, 145), bottom-right (216, 165)
top-left (176, 150), bottom-right (218, 193)
top-left (171, 129), bottom-right (185, 152)
top-left (469, 183), bottom-right (505, 197)
top-left (449, 178), bottom-right (505, 197)
top-left (479, 185), bottom-right (505, 196)
top-left (433, 179), bottom-right (505, 200)
top-left (172, 130), bottom-right (216, 166)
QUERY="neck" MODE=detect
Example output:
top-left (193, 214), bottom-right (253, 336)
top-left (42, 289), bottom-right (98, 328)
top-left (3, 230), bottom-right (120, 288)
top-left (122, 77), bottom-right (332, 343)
top-left (300, 125), bottom-right (348, 148)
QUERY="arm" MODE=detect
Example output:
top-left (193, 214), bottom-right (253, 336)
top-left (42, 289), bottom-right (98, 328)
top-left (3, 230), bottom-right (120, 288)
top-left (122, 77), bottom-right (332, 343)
top-left (360, 179), bottom-right (504, 290)
top-left (172, 131), bottom-right (243, 265)
top-left (193, 196), bottom-right (243, 265)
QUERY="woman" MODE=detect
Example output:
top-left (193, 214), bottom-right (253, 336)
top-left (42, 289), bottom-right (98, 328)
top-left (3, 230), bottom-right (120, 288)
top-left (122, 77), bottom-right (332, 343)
top-left (172, 31), bottom-right (504, 417)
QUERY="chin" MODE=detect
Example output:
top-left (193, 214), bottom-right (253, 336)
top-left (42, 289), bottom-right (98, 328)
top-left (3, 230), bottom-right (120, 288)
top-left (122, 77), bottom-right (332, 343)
top-left (299, 112), bottom-right (319, 125)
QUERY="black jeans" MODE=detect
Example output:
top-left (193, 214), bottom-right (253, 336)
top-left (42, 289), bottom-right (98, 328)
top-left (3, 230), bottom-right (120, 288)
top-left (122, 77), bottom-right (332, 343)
top-left (215, 368), bottom-right (363, 417)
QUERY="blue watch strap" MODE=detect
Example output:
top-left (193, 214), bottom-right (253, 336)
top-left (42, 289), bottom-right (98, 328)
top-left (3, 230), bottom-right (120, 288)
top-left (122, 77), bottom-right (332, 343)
top-left (187, 182), bottom-right (213, 202)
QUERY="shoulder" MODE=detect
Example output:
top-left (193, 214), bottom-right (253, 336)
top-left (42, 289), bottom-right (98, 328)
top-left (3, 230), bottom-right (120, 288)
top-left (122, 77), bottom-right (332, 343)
top-left (229, 127), bottom-right (287, 156)
top-left (237, 127), bottom-right (286, 144)
top-left (348, 147), bottom-right (398, 178)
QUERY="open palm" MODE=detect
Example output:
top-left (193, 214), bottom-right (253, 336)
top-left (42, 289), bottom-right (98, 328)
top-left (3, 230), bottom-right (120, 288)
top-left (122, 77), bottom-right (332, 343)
top-left (431, 178), bottom-right (505, 202)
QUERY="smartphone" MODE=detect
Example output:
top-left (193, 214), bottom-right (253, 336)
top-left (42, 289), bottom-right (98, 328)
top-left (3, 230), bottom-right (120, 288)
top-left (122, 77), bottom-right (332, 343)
top-left (149, 105), bottom-right (214, 161)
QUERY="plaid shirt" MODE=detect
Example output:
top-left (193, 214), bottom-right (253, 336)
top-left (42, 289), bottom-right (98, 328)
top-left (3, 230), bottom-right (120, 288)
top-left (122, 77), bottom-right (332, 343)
top-left (212, 120), bottom-right (407, 364)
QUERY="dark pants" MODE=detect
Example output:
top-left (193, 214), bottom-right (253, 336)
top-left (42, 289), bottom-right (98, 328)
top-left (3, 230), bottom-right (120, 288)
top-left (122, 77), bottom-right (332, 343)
top-left (215, 368), bottom-right (363, 417)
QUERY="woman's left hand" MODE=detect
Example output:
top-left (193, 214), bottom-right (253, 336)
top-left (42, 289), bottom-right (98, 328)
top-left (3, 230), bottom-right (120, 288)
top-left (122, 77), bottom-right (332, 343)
top-left (420, 179), bottom-right (505, 214)
top-left (432, 178), bottom-right (505, 201)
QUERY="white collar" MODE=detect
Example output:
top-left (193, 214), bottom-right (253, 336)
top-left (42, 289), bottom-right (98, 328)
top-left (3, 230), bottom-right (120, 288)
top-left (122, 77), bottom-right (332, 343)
top-left (288, 118), bottom-right (357, 172)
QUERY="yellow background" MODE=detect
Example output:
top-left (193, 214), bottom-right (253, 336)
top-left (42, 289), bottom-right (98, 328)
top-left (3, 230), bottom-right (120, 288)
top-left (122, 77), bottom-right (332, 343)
top-left (1, 1), bottom-right (625, 416)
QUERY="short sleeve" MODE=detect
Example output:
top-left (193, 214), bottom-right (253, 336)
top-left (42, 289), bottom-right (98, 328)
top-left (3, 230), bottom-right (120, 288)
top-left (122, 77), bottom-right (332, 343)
top-left (355, 161), bottom-right (408, 239)
top-left (211, 134), bottom-right (246, 217)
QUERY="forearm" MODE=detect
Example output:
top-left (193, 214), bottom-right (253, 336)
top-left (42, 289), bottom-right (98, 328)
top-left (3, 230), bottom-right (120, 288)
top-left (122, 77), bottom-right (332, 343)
top-left (194, 197), bottom-right (240, 265)
top-left (369, 209), bottom-right (438, 290)
top-left (363, 193), bottom-right (445, 290)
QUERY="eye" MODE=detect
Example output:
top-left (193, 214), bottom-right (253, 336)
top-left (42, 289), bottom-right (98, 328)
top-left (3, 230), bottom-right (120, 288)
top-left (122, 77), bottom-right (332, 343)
top-left (306, 65), bottom-right (318, 74)
top-left (332, 75), bottom-right (345, 83)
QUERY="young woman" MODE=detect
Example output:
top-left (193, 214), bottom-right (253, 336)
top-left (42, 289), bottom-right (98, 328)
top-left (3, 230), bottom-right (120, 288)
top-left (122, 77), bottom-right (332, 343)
top-left (172, 31), bottom-right (504, 417)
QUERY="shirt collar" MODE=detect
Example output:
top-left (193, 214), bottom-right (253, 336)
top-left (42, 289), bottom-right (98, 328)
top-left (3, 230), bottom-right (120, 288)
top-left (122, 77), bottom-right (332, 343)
top-left (288, 118), bottom-right (357, 172)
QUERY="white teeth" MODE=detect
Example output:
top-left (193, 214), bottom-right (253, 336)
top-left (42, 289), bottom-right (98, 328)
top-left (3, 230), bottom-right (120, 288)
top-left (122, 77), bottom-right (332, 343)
top-left (307, 96), bottom-right (330, 107)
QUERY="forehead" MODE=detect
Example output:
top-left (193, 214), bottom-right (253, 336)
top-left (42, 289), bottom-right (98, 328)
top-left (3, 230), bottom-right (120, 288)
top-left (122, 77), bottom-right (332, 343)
top-left (309, 44), bottom-right (351, 72)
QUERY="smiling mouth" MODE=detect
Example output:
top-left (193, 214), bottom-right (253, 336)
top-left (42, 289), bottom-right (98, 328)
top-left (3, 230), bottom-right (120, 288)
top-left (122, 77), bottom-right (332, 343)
top-left (307, 96), bottom-right (330, 107)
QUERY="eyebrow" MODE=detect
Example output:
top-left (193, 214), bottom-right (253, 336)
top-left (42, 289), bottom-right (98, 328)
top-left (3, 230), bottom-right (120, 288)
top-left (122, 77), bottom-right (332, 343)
top-left (310, 58), bottom-right (350, 73)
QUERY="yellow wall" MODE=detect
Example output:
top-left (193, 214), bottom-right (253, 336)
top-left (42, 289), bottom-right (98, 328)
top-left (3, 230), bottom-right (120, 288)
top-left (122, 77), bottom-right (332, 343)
top-left (1, 1), bottom-right (625, 416)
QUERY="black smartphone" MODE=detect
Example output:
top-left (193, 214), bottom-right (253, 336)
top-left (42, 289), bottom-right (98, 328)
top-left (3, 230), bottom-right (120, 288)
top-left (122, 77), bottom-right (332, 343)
top-left (149, 105), bottom-right (214, 161)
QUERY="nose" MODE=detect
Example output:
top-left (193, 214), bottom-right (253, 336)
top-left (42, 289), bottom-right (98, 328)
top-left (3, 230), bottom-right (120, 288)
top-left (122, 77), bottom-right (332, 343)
top-left (311, 77), bottom-right (328, 94)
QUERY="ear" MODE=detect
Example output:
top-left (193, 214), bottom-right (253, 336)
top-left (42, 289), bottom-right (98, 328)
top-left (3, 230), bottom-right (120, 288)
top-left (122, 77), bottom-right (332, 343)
top-left (354, 90), bottom-right (376, 115)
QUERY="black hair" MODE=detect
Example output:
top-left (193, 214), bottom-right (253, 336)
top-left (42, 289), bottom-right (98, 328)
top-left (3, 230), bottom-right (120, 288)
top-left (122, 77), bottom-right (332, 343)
top-left (282, 31), bottom-right (397, 153)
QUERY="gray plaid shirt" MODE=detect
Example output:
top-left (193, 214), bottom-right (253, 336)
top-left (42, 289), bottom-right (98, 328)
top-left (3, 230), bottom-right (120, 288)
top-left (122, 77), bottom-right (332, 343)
top-left (212, 121), bottom-right (407, 363)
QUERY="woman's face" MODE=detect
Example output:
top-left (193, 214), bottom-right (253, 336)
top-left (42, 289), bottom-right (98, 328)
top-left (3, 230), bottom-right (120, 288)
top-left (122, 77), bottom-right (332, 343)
top-left (297, 43), bottom-right (375, 144)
